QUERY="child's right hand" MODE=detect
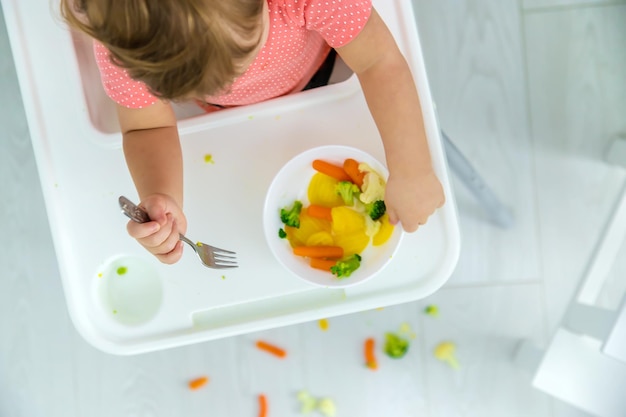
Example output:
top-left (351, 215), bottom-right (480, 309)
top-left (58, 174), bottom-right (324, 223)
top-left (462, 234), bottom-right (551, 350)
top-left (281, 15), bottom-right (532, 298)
top-left (126, 193), bottom-right (188, 264)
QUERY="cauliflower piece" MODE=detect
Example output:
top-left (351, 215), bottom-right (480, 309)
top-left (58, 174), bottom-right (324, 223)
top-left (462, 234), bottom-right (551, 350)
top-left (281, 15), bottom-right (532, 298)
top-left (358, 163), bottom-right (385, 204)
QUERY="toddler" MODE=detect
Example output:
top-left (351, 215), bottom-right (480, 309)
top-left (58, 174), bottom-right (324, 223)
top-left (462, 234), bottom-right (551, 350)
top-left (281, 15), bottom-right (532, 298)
top-left (61, 0), bottom-right (445, 264)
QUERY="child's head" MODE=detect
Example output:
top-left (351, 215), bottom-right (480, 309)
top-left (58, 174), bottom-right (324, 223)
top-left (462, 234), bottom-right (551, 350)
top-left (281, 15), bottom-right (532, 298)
top-left (61, 0), bottom-right (265, 100)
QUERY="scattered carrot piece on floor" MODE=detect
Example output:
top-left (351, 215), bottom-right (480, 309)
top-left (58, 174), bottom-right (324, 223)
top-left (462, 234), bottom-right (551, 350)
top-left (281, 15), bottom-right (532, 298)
top-left (255, 340), bottom-right (287, 358)
top-left (258, 394), bottom-right (268, 417)
top-left (293, 245), bottom-right (344, 259)
top-left (306, 204), bottom-right (333, 221)
top-left (188, 376), bottom-right (209, 390)
top-left (343, 158), bottom-right (365, 187)
top-left (309, 258), bottom-right (338, 272)
top-left (312, 159), bottom-right (352, 182)
top-left (364, 337), bottom-right (378, 370)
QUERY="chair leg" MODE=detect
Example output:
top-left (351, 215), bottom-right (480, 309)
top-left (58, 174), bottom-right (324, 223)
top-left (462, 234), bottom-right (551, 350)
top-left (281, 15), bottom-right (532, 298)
top-left (441, 131), bottom-right (514, 228)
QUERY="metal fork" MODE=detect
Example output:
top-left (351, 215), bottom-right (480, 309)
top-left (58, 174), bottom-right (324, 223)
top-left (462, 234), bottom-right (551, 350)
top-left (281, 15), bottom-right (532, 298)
top-left (118, 196), bottom-right (238, 269)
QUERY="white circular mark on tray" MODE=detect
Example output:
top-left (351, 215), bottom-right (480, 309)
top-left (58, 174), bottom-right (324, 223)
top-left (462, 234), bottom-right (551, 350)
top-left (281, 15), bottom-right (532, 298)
top-left (97, 255), bottom-right (163, 325)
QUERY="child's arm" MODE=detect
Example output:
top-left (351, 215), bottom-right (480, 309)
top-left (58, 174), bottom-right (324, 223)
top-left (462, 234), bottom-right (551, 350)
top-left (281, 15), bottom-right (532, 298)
top-left (336, 8), bottom-right (445, 232)
top-left (117, 101), bottom-right (187, 263)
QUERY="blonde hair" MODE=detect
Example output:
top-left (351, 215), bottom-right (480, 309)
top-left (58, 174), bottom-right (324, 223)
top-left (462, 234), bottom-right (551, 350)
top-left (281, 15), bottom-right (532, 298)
top-left (61, 0), bottom-right (265, 100)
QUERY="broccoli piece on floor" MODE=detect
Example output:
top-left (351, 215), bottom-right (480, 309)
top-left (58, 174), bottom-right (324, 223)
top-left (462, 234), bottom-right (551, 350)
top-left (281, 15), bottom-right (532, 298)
top-left (280, 200), bottom-right (303, 228)
top-left (335, 181), bottom-right (360, 205)
top-left (365, 200), bottom-right (386, 221)
top-left (330, 254), bottom-right (362, 278)
top-left (384, 332), bottom-right (410, 359)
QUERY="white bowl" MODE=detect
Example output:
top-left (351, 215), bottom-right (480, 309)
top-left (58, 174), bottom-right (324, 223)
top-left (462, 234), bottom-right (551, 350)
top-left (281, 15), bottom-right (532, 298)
top-left (263, 145), bottom-right (404, 288)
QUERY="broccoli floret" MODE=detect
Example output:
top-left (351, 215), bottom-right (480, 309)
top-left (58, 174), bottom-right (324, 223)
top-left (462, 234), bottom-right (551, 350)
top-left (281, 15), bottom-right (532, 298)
top-left (384, 332), bottom-right (410, 359)
top-left (278, 228), bottom-right (287, 239)
top-left (280, 200), bottom-right (303, 228)
top-left (365, 200), bottom-right (386, 220)
top-left (330, 254), bottom-right (362, 278)
top-left (335, 181), bottom-right (360, 205)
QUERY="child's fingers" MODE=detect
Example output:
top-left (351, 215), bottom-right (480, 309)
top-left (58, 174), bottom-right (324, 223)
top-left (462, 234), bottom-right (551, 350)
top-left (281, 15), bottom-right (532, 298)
top-left (156, 240), bottom-right (184, 264)
top-left (386, 206), bottom-right (399, 226)
top-left (128, 214), bottom-right (172, 248)
top-left (126, 220), bottom-right (161, 239)
top-left (151, 219), bottom-right (181, 255)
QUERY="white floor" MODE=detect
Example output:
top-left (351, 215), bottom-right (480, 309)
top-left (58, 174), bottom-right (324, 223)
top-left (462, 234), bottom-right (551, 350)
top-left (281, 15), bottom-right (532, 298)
top-left (1, 0), bottom-right (625, 416)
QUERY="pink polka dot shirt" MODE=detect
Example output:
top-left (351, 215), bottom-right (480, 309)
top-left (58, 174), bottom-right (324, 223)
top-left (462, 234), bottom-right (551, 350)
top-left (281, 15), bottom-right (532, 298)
top-left (94, 0), bottom-right (373, 109)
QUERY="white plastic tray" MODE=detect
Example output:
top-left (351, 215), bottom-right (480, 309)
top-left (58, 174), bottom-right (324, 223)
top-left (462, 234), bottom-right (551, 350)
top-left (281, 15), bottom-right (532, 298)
top-left (2, 0), bottom-right (460, 354)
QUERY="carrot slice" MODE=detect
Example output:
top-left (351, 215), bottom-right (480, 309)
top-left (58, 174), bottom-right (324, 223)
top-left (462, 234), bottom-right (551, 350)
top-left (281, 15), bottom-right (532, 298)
top-left (307, 204), bottom-right (333, 221)
top-left (309, 258), bottom-right (338, 271)
top-left (188, 376), bottom-right (209, 390)
top-left (364, 338), bottom-right (378, 370)
top-left (343, 158), bottom-right (365, 187)
top-left (293, 246), bottom-right (344, 259)
top-left (312, 159), bottom-right (351, 182)
top-left (256, 340), bottom-right (287, 358)
top-left (258, 394), bottom-right (268, 417)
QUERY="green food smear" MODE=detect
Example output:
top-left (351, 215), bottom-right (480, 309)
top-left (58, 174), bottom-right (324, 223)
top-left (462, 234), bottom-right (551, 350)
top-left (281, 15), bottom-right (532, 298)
top-left (116, 266), bottom-right (128, 276)
top-left (424, 305), bottom-right (439, 317)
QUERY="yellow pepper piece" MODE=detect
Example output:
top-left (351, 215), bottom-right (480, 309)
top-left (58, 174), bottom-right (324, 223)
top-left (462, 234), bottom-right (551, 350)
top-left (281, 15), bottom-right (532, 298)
top-left (306, 231), bottom-right (334, 247)
top-left (373, 214), bottom-right (394, 246)
top-left (308, 172), bottom-right (344, 207)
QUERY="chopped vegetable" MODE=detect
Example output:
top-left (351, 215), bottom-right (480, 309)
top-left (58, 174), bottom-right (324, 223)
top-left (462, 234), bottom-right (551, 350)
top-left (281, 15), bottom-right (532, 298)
top-left (318, 318), bottom-right (329, 331)
top-left (365, 200), bottom-right (386, 221)
top-left (307, 205), bottom-right (333, 221)
top-left (255, 340), bottom-right (287, 358)
top-left (188, 376), bottom-right (209, 390)
top-left (312, 159), bottom-right (351, 182)
top-left (310, 258), bottom-right (337, 272)
top-left (280, 200), bottom-right (303, 228)
top-left (343, 158), bottom-right (365, 187)
top-left (297, 390), bottom-right (317, 414)
top-left (318, 398), bottom-right (337, 417)
top-left (278, 228), bottom-right (287, 239)
top-left (279, 156), bottom-right (395, 279)
top-left (364, 337), bottom-right (378, 370)
top-left (116, 266), bottom-right (127, 276)
top-left (258, 394), bottom-right (268, 417)
top-left (372, 214), bottom-right (394, 246)
top-left (335, 181), bottom-right (360, 205)
top-left (384, 332), bottom-right (410, 359)
top-left (359, 164), bottom-right (386, 204)
top-left (296, 391), bottom-right (336, 416)
top-left (203, 154), bottom-right (214, 164)
top-left (293, 245), bottom-right (344, 259)
top-left (308, 173), bottom-right (345, 208)
top-left (424, 305), bottom-right (439, 317)
top-left (434, 341), bottom-right (460, 370)
top-left (330, 254), bottom-right (362, 278)
top-left (305, 231), bottom-right (334, 247)
top-left (286, 212), bottom-right (332, 248)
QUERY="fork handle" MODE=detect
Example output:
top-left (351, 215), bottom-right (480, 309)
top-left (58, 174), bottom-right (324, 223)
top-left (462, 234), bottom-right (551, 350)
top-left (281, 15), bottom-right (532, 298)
top-left (119, 196), bottom-right (151, 223)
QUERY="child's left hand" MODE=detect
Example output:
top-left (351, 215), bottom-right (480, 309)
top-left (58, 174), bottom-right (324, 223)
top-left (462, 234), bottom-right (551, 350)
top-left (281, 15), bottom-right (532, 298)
top-left (384, 169), bottom-right (445, 232)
